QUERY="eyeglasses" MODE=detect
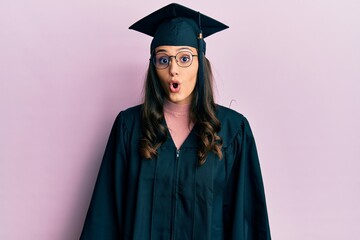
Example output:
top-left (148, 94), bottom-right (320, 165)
top-left (152, 51), bottom-right (198, 69)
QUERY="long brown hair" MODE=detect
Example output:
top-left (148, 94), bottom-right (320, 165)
top-left (139, 55), bottom-right (222, 164)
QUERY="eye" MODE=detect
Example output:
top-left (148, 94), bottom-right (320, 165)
top-left (157, 56), bottom-right (169, 65)
top-left (178, 53), bottom-right (191, 63)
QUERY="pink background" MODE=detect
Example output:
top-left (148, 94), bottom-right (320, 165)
top-left (1, 0), bottom-right (359, 239)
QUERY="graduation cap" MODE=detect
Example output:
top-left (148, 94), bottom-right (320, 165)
top-left (129, 3), bottom-right (228, 107)
top-left (129, 3), bottom-right (228, 53)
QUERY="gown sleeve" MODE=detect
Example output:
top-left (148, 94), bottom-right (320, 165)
top-left (80, 112), bottom-right (128, 239)
top-left (223, 117), bottom-right (271, 240)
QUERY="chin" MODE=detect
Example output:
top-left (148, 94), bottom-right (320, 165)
top-left (173, 98), bottom-right (191, 105)
top-left (168, 95), bottom-right (180, 102)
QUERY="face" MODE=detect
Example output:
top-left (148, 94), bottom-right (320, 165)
top-left (154, 45), bottom-right (198, 105)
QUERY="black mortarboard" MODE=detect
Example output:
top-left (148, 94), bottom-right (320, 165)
top-left (129, 3), bottom-right (228, 54)
top-left (129, 3), bottom-right (228, 108)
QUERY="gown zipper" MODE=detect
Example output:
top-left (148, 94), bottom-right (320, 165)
top-left (171, 149), bottom-right (181, 240)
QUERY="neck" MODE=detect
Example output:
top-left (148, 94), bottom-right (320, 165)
top-left (163, 99), bottom-right (194, 149)
top-left (163, 99), bottom-right (191, 115)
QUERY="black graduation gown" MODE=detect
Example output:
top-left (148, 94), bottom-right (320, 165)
top-left (80, 105), bottom-right (271, 240)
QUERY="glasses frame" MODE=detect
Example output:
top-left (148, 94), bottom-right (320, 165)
top-left (151, 51), bottom-right (198, 70)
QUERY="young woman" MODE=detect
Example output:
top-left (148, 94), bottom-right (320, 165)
top-left (81, 3), bottom-right (271, 240)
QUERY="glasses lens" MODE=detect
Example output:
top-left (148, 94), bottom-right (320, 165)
top-left (152, 51), bottom-right (194, 69)
top-left (154, 54), bottom-right (169, 69)
top-left (176, 52), bottom-right (193, 67)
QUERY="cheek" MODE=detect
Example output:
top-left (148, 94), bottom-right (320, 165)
top-left (189, 65), bottom-right (198, 86)
top-left (156, 71), bottom-right (168, 90)
top-left (190, 73), bottom-right (197, 87)
top-left (191, 60), bottom-right (199, 79)
top-left (184, 71), bottom-right (197, 95)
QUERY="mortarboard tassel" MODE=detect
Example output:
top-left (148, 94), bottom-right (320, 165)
top-left (197, 12), bottom-right (205, 113)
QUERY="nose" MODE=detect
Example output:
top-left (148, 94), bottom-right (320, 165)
top-left (168, 56), bottom-right (179, 76)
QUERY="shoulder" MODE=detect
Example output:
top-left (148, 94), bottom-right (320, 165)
top-left (117, 104), bottom-right (142, 122)
top-left (216, 105), bottom-right (247, 124)
top-left (215, 104), bottom-right (250, 131)
top-left (215, 104), bottom-right (253, 148)
top-left (113, 104), bottom-right (142, 134)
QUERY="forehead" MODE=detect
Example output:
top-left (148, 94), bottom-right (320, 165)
top-left (155, 45), bottom-right (197, 53)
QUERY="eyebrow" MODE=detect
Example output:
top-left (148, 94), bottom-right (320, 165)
top-left (155, 47), bottom-right (194, 54)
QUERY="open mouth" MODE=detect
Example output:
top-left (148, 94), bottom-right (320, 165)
top-left (169, 82), bottom-right (181, 93)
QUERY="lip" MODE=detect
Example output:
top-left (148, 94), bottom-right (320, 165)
top-left (169, 80), bottom-right (181, 93)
